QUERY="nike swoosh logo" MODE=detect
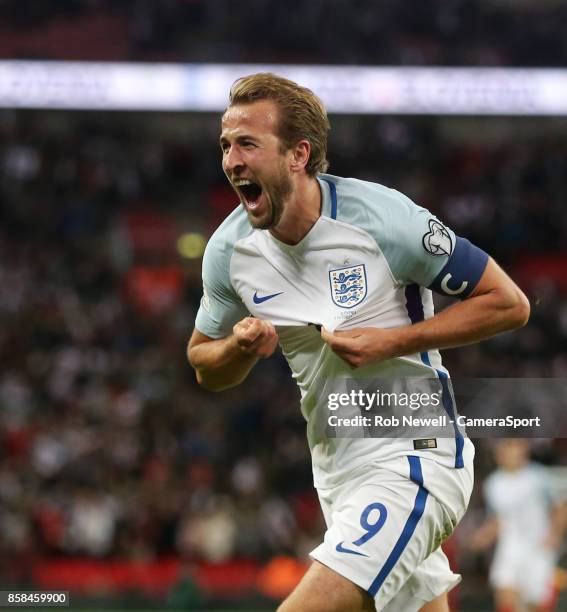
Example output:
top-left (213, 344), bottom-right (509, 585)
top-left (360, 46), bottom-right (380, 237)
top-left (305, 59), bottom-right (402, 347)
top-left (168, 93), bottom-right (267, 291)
top-left (253, 291), bottom-right (284, 304)
top-left (335, 542), bottom-right (369, 557)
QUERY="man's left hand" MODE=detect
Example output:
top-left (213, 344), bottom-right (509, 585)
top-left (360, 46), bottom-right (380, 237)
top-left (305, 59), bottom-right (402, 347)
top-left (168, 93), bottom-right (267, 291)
top-left (320, 326), bottom-right (398, 368)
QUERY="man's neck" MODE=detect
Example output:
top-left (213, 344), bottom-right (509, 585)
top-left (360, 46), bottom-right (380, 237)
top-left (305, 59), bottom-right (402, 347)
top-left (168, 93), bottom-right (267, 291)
top-left (269, 177), bottom-right (322, 245)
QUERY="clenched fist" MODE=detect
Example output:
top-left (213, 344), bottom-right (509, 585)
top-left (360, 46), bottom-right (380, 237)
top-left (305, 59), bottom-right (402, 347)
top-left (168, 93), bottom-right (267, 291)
top-left (233, 317), bottom-right (278, 359)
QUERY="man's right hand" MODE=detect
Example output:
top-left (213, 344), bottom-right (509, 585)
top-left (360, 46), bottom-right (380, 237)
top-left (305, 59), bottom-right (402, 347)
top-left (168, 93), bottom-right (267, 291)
top-left (233, 317), bottom-right (278, 358)
top-left (188, 317), bottom-right (278, 391)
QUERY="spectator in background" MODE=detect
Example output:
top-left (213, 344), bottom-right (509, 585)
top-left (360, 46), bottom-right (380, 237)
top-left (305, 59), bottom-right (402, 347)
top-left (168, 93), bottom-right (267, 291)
top-left (471, 439), bottom-right (566, 612)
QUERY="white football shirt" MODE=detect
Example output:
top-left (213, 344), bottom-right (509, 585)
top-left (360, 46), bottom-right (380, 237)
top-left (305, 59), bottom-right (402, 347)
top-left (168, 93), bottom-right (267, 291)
top-left (195, 174), bottom-right (487, 488)
top-left (484, 463), bottom-right (554, 547)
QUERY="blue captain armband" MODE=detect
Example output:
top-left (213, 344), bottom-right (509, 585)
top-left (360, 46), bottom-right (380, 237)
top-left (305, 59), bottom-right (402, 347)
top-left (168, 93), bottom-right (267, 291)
top-left (428, 237), bottom-right (489, 299)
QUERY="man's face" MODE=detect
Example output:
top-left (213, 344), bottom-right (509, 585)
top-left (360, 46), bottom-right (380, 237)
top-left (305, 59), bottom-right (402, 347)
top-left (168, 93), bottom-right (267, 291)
top-left (495, 439), bottom-right (529, 471)
top-left (220, 100), bottom-right (292, 230)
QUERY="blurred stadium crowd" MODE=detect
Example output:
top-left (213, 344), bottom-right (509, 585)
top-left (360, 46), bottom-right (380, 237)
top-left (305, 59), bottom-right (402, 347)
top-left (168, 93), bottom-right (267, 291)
top-left (1, 107), bottom-right (566, 585)
top-left (0, 0), bottom-right (566, 66)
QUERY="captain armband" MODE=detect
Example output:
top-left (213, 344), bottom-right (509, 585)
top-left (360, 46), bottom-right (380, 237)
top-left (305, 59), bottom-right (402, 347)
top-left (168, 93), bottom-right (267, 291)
top-left (428, 237), bottom-right (489, 299)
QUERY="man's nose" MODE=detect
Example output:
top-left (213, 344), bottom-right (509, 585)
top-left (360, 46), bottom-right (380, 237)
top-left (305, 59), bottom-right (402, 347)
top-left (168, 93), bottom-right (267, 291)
top-left (223, 146), bottom-right (244, 174)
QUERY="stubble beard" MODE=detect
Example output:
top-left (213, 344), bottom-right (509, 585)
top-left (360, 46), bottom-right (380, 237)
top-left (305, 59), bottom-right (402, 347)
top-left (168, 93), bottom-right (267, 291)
top-left (249, 164), bottom-right (292, 231)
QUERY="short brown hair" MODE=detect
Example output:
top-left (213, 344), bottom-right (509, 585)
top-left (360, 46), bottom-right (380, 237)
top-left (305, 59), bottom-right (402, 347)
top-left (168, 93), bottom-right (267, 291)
top-left (228, 72), bottom-right (330, 176)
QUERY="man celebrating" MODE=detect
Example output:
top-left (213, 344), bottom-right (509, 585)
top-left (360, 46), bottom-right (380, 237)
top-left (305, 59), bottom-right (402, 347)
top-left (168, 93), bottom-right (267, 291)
top-left (188, 73), bottom-right (530, 611)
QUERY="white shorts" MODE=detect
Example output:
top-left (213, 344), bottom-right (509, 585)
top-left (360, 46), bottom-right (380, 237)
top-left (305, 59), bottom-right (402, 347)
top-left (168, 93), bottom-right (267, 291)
top-left (490, 542), bottom-right (556, 605)
top-left (310, 452), bottom-right (474, 611)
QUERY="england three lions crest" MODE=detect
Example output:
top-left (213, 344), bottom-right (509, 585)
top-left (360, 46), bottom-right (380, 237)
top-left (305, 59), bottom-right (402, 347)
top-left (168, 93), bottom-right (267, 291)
top-left (329, 264), bottom-right (367, 309)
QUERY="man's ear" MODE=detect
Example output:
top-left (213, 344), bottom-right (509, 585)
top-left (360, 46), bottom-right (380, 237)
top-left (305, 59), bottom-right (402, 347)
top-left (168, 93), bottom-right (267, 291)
top-left (290, 139), bottom-right (311, 173)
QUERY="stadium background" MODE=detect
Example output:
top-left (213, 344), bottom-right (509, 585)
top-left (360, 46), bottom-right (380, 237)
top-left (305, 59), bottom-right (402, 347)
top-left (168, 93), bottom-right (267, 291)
top-left (0, 1), bottom-right (566, 610)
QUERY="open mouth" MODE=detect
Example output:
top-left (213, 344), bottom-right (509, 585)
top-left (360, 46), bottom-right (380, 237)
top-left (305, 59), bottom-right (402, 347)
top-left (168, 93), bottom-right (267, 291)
top-left (234, 179), bottom-right (263, 208)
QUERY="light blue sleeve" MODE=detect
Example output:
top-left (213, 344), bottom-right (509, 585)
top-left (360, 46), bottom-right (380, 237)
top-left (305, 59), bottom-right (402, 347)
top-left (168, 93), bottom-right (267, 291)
top-left (531, 463), bottom-right (557, 507)
top-left (379, 190), bottom-right (490, 298)
top-left (332, 177), bottom-right (456, 287)
top-left (368, 188), bottom-right (457, 287)
top-left (194, 215), bottom-right (250, 339)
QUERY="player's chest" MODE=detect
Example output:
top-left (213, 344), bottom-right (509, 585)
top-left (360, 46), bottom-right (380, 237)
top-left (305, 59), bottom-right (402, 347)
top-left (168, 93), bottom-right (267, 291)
top-left (230, 237), bottom-right (397, 330)
top-left (493, 475), bottom-right (542, 515)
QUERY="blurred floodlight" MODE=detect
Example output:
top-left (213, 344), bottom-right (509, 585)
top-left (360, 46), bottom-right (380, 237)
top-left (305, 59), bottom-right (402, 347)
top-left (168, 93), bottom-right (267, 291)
top-left (177, 233), bottom-right (207, 259)
top-left (1, 61), bottom-right (567, 115)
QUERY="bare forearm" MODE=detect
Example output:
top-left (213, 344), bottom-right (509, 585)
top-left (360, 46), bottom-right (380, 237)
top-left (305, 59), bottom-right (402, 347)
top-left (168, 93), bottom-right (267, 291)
top-left (188, 318), bottom-right (278, 391)
top-left (389, 287), bottom-right (530, 359)
top-left (188, 335), bottom-right (258, 391)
